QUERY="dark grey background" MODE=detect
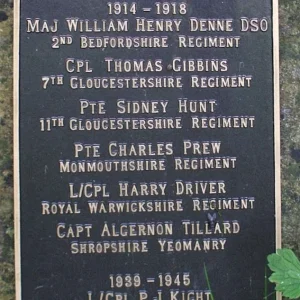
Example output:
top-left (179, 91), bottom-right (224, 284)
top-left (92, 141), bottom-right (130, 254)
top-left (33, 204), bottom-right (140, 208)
top-left (18, 0), bottom-right (276, 299)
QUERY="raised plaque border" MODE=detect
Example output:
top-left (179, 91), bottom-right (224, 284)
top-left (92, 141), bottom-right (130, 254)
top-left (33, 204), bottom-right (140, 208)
top-left (13, 0), bottom-right (281, 299)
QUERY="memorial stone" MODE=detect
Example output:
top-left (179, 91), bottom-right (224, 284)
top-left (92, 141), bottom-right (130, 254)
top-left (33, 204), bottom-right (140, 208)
top-left (14, 0), bottom-right (281, 299)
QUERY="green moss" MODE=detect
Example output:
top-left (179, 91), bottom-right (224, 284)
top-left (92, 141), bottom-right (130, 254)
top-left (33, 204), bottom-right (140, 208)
top-left (0, 0), bottom-right (297, 299)
top-left (0, 5), bottom-right (14, 300)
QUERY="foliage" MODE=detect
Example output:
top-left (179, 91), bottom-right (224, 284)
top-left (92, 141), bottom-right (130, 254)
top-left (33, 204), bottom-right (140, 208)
top-left (203, 263), bottom-right (215, 300)
top-left (268, 249), bottom-right (300, 299)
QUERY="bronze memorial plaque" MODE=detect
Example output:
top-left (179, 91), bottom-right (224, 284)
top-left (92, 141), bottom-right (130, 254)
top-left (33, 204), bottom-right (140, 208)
top-left (14, 0), bottom-right (280, 299)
